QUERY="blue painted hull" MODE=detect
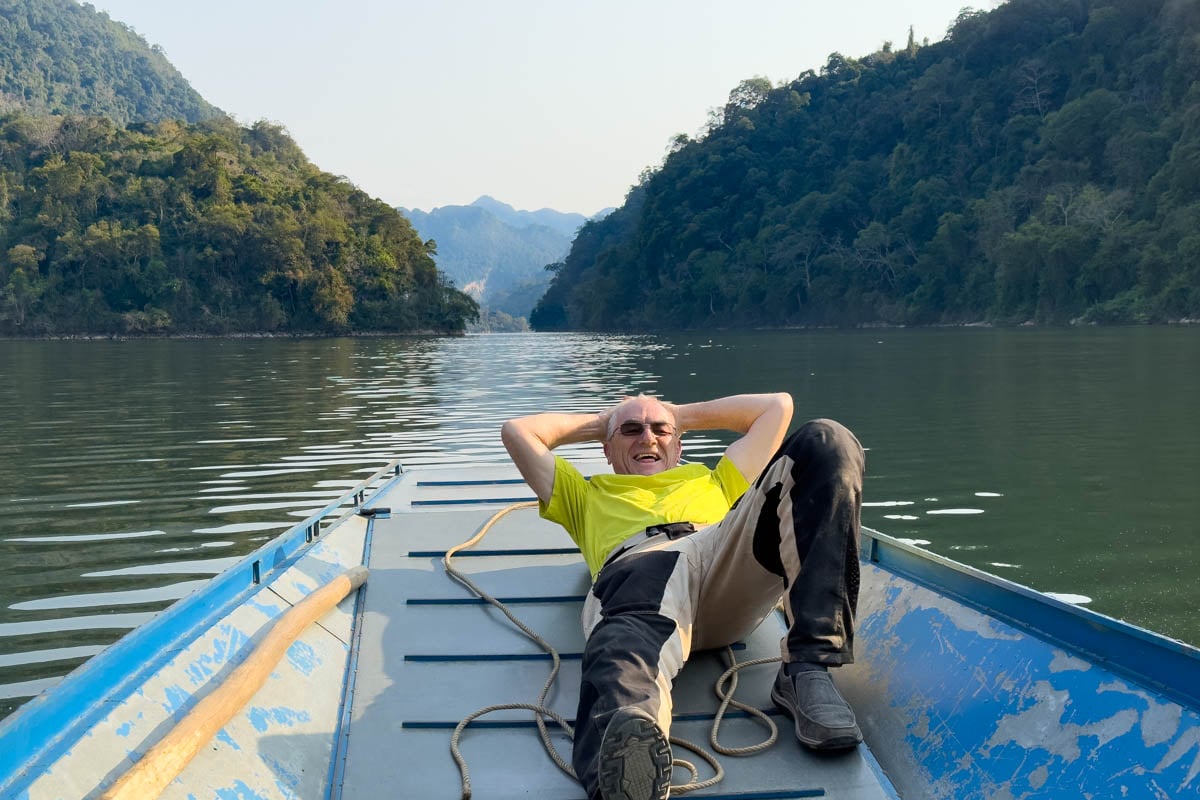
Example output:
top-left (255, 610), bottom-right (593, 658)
top-left (843, 532), bottom-right (1200, 799)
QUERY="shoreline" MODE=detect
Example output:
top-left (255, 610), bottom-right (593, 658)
top-left (3, 318), bottom-right (1198, 342)
top-left (0, 329), bottom-right (468, 342)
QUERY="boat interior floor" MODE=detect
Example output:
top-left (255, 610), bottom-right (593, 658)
top-left (338, 468), bottom-right (896, 799)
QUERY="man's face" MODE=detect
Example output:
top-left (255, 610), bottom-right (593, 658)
top-left (603, 397), bottom-right (682, 476)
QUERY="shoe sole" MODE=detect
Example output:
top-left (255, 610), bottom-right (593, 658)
top-left (597, 711), bottom-right (671, 800)
top-left (770, 683), bottom-right (863, 751)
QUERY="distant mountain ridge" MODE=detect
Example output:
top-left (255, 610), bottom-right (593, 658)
top-left (400, 197), bottom-right (592, 318)
top-left (466, 195), bottom-right (609, 238)
top-left (0, 0), bottom-right (221, 123)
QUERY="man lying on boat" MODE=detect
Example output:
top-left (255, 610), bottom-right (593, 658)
top-left (501, 393), bottom-right (865, 800)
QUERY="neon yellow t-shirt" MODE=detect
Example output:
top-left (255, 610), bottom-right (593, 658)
top-left (540, 455), bottom-right (750, 579)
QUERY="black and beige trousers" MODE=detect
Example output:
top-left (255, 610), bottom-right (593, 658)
top-left (572, 418), bottom-right (865, 797)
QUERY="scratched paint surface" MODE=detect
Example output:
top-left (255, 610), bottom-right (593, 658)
top-left (20, 517), bottom-right (367, 800)
top-left (839, 564), bottom-right (1200, 800)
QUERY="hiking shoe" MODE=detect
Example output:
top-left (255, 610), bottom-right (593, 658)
top-left (770, 665), bottom-right (862, 750)
top-left (597, 706), bottom-right (672, 800)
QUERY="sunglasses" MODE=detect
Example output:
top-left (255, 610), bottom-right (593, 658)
top-left (615, 420), bottom-right (677, 438)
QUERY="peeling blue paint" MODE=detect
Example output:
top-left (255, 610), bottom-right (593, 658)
top-left (246, 705), bottom-right (312, 733)
top-left (262, 753), bottom-right (302, 794)
top-left (214, 779), bottom-right (269, 800)
top-left (162, 684), bottom-right (190, 715)
top-left (215, 728), bottom-right (241, 750)
top-left (247, 597), bottom-right (284, 616)
top-left (286, 640), bottom-right (319, 676)
top-left (853, 570), bottom-right (1200, 799)
top-left (182, 626), bottom-right (254, 687)
top-left (115, 720), bottom-right (133, 738)
top-left (184, 658), bottom-right (216, 686)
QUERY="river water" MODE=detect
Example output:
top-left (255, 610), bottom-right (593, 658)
top-left (1, 328), bottom-right (1197, 720)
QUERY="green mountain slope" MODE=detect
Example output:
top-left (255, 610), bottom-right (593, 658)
top-left (0, 0), bottom-right (221, 123)
top-left (0, 2), bottom-right (476, 335)
top-left (0, 116), bottom-right (477, 335)
top-left (534, 0), bottom-right (1200, 330)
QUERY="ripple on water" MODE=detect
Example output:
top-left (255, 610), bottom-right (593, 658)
top-left (155, 541), bottom-right (236, 554)
top-left (197, 468), bottom-right (318, 478)
top-left (0, 612), bottom-right (156, 638)
top-left (193, 522), bottom-right (292, 534)
top-left (9, 580), bottom-right (209, 611)
top-left (0, 645), bottom-right (108, 669)
top-left (208, 499), bottom-right (343, 514)
top-left (5, 530), bottom-right (168, 543)
top-left (64, 500), bottom-right (141, 509)
top-left (81, 557), bottom-right (241, 578)
top-left (4, 333), bottom-right (1189, 722)
top-left (0, 677), bottom-right (63, 701)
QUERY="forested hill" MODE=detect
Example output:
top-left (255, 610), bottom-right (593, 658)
top-left (0, 115), bottom-right (478, 335)
top-left (533, 0), bottom-right (1200, 331)
top-left (0, 1), bottom-right (477, 336)
top-left (0, 0), bottom-right (220, 123)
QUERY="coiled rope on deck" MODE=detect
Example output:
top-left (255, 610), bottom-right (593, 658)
top-left (443, 502), bottom-right (780, 799)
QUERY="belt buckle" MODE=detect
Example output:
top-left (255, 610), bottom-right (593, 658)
top-left (646, 522), bottom-right (696, 540)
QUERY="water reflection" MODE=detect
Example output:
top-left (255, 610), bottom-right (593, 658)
top-left (0, 334), bottom-right (660, 716)
top-left (1, 328), bottom-right (1198, 719)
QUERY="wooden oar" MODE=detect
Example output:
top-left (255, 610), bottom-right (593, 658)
top-left (100, 565), bottom-right (369, 800)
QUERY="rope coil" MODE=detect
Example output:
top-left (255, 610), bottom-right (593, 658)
top-left (443, 502), bottom-right (779, 799)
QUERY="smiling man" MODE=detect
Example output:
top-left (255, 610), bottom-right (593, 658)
top-left (501, 393), bottom-right (865, 800)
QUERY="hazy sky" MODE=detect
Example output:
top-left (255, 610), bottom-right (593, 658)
top-left (93, 0), bottom-right (980, 216)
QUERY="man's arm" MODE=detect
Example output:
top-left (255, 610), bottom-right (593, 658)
top-left (669, 393), bottom-right (793, 482)
top-left (500, 411), bottom-right (609, 503)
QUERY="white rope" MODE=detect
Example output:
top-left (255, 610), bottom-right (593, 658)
top-left (444, 502), bottom-right (779, 799)
top-left (443, 501), bottom-right (575, 800)
top-left (710, 650), bottom-right (780, 757)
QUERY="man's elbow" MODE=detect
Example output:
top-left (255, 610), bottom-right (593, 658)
top-left (500, 419), bottom-right (523, 457)
top-left (772, 392), bottom-right (794, 420)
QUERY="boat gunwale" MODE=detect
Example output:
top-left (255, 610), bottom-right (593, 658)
top-left (863, 526), bottom-right (1200, 710)
top-left (0, 458), bottom-right (405, 797)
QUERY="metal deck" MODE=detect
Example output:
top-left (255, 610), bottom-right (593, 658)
top-left (337, 465), bottom-right (896, 799)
